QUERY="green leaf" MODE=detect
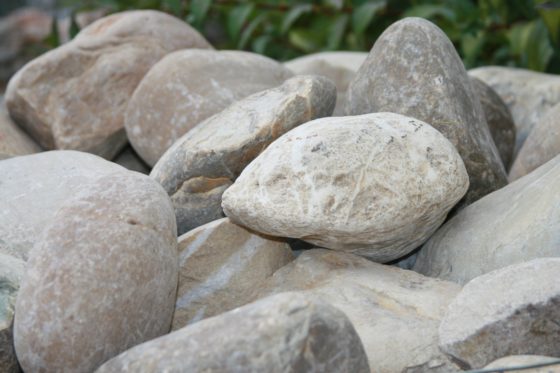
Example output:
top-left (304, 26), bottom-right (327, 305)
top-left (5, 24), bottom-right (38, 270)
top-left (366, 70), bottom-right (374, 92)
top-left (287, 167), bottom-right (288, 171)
top-left (190, 0), bottom-right (212, 27)
top-left (537, 1), bottom-right (560, 43)
top-left (352, 1), bottom-right (386, 34)
top-left (45, 16), bottom-right (60, 48)
top-left (527, 19), bottom-right (554, 71)
top-left (327, 14), bottom-right (349, 50)
top-left (238, 12), bottom-right (268, 49)
top-left (69, 12), bottom-right (80, 40)
top-left (252, 34), bottom-right (272, 55)
top-left (403, 4), bottom-right (456, 21)
top-left (289, 29), bottom-right (322, 52)
top-left (281, 4), bottom-right (312, 35)
top-left (163, 0), bottom-right (183, 16)
top-left (227, 3), bottom-right (254, 41)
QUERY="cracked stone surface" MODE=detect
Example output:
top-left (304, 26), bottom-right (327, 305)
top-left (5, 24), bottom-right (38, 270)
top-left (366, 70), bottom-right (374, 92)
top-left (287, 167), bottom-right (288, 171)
top-left (222, 112), bottom-right (468, 262)
top-left (125, 49), bottom-right (293, 166)
top-left (14, 171), bottom-right (178, 373)
top-left (172, 217), bottom-right (294, 330)
top-left (96, 292), bottom-right (370, 373)
top-left (151, 75), bottom-right (336, 234)
top-left (5, 10), bottom-right (211, 159)
top-left (414, 154), bottom-right (560, 285)
top-left (346, 17), bottom-right (507, 206)
top-left (439, 258), bottom-right (560, 369)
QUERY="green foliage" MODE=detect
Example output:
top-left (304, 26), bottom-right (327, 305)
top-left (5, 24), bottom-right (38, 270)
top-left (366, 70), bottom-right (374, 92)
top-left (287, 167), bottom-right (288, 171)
top-left (54, 0), bottom-right (560, 72)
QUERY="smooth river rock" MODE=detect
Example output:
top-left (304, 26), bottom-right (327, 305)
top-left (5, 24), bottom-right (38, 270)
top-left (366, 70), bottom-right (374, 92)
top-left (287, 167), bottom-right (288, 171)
top-left (0, 150), bottom-right (124, 261)
top-left (346, 17), bottom-right (507, 205)
top-left (254, 249), bottom-right (462, 372)
top-left (469, 66), bottom-right (560, 153)
top-left (5, 10), bottom-right (211, 159)
top-left (484, 355), bottom-right (560, 373)
top-left (223, 112), bottom-right (468, 262)
top-left (126, 49), bottom-right (293, 166)
top-left (0, 102), bottom-right (41, 159)
top-left (151, 75), bottom-right (336, 234)
top-left (96, 292), bottom-right (370, 373)
top-left (414, 154), bottom-right (560, 284)
top-left (439, 258), bottom-right (560, 369)
top-left (509, 102), bottom-right (560, 181)
top-left (172, 217), bottom-right (294, 330)
top-left (14, 171), bottom-right (178, 373)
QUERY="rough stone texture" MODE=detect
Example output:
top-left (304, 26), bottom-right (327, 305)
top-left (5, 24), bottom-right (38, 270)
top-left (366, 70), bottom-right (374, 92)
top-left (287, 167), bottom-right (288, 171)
top-left (284, 52), bottom-right (367, 115)
top-left (0, 254), bottom-right (25, 373)
top-left (346, 18), bottom-right (507, 206)
top-left (509, 102), bottom-right (560, 181)
top-left (5, 10), bottom-right (212, 159)
top-left (223, 112), bottom-right (468, 263)
top-left (469, 66), bottom-right (560, 154)
top-left (484, 356), bottom-right (560, 372)
top-left (151, 75), bottom-right (336, 234)
top-left (112, 145), bottom-right (150, 174)
top-left (414, 154), bottom-right (560, 285)
top-left (172, 217), bottom-right (294, 330)
top-left (14, 171), bottom-right (178, 373)
top-left (470, 77), bottom-right (516, 171)
top-left (0, 151), bottom-right (124, 261)
top-left (126, 49), bottom-right (294, 166)
top-left (0, 101), bottom-right (41, 159)
top-left (96, 292), bottom-right (370, 373)
top-left (439, 258), bottom-right (560, 369)
top-left (253, 249), bottom-right (462, 373)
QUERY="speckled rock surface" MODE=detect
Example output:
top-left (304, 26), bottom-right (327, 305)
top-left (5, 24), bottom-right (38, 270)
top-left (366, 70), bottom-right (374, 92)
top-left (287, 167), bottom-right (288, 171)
top-left (0, 150), bottom-right (124, 261)
top-left (471, 77), bottom-right (516, 171)
top-left (126, 49), bottom-right (293, 166)
top-left (151, 75), bottom-right (336, 234)
top-left (439, 258), bottom-right (560, 369)
top-left (96, 292), bottom-right (370, 373)
top-left (284, 52), bottom-right (367, 115)
top-left (112, 145), bottom-right (150, 174)
top-left (484, 355), bottom-right (560, 372)
top-left (254, 249), bottom-right (462, 373)
top-left (414, 154), bottom-right (560, 285)
top-left (0, 102), bottom-right (41, 159)
top-left (14, 171), bottom-right (178, 373)
top-left (222, 112), bottom-right (468, 262)
top-left (346, 18), bottom-right (507, 205)
top-left (469, 66), bottom-right (560, 154)
top-left (509, 102), bottom-right (560, 181)
top-left (0, 254), bottom-right (25, 373)
top-left (172, 217), bottom-right (294, 330)
top-left (5, 10), bottom-right (211, 159)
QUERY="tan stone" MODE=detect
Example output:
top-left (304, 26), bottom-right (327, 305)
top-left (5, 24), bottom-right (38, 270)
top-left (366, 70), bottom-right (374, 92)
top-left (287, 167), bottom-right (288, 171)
top-left (172, 218), bottom-right (294, 330)
top-left (125, 49), bottom-right (293, 166)
top-left (14, 171), bottom-right (178, 372)
top-left (0, 101), bottom-right (41, 159)
top-left (151, 75), bottom-right (336, 234)
top-left (5, 10), bottom-right (212, 159)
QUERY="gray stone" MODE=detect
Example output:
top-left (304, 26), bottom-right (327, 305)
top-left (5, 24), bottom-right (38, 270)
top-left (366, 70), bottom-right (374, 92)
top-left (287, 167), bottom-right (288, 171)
top-left (254, 249), bottom-right (462, 372)
top-left (484, 355), bottom-right (560, 372)
top-left (439, 258), bottom-right (560, 369)
top-left (223, 112), bottom-right (468, 262)
top-left (0, 150), bottom-right (124, 261)
top-left (112, 145), bottom-right (150, 174)
top-left (509, 102), bottom-right (560, 181)
top-left (151, 75), bottom-right (336, 234)
top-left (14, 171), bottom-right (178, 373)
top-left (414, 154), bottom-right (560, 285)
top-left (0, 101), bottom-right (41, 159)
top-left (172, 217), bottom-right (294, 330)
top-left (469, 66), bottom-right (560, 154)
top-left (471, 77), bottom-right (516, 171)
top-left (126, 49), bottom-right (293, 166)
top-left (96, 292), bottom-right (370, 373)
top-left (5, 10), bottom-right (211, 159)
top-left (346, 18), bottom-right (507, 205)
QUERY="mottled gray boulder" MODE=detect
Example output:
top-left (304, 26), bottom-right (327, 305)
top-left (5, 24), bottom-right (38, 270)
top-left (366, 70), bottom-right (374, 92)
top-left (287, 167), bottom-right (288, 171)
top-left (254, 250), bottom-right (462, 372)
top-left (14, 171), bottom-right (178, 373)
top-left (439, 258), bottom-right (560, 369)
top-left (509, 102), bottom-right (560, 181)
top-left (0, 151), bottom-right (124, 261)
top-left (0, 102), bottom-right (41, 159)
top-left (484, 356), bottom-right (560, 372)
top-left (0, 254), bottom-right (25, 373)
top-left (284, 52), bottom-right (367, 115)
top-left (126, 49), bottom-right (293, 166)
top-left (112, 145), bottom-right (150, 174)
top-left (414, 154), bottom-right (560, 285)
top-left (470, 66), bottom-right (560, 153)
top-left (346, 18), bottom-right (507, 205)
top-left (96, 292), bottom-right (370, 373)
top-left (5, 10), bottom-right (211, 159)
top-left (151, 75), bottom-right (336, 234)
top-left (172, 218), bottom-right (294, 330)
top-left (471, 77), bottom-right (516, 170)
top-left (223, 112), bottom-right (468, 262)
